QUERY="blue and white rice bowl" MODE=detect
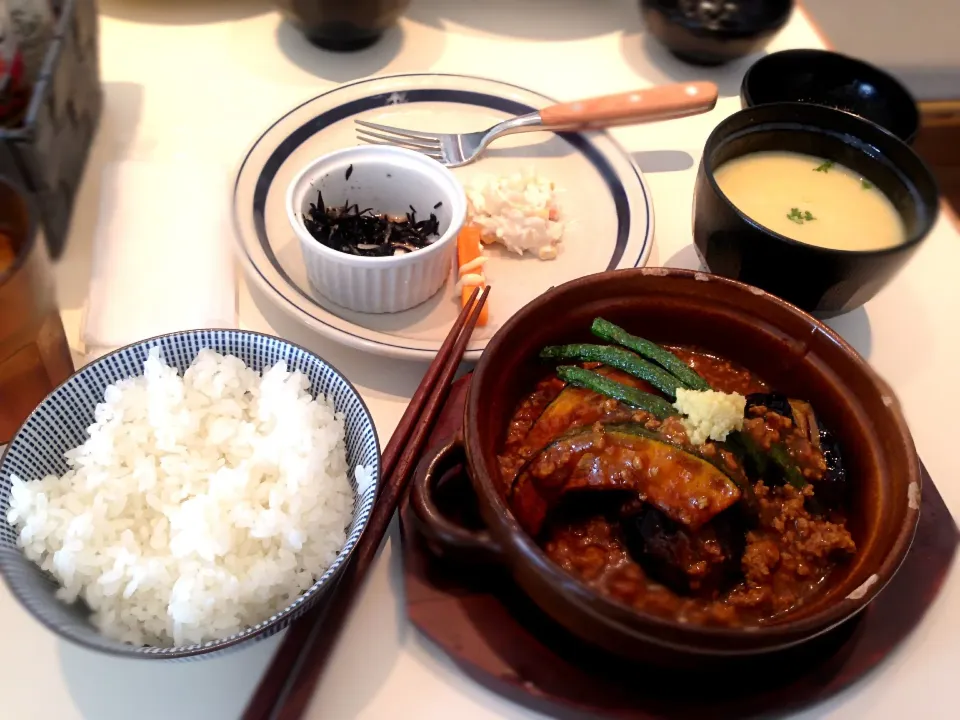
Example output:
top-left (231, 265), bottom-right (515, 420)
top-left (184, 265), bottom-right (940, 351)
top-left (0, 329), bottom-right (380, 660)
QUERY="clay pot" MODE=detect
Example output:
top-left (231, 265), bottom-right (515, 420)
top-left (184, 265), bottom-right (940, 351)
top-left (411, 268), bottom-right (919, 663)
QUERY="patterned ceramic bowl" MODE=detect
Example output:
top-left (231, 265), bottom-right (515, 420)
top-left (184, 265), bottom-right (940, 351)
top-left (0, 329), bottom-right (381, 660)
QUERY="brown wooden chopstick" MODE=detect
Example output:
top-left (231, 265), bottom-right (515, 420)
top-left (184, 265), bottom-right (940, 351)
top-left (243, 286), bottom-right (490, 720)
top-left (379, 286), bottom-right (484, 483)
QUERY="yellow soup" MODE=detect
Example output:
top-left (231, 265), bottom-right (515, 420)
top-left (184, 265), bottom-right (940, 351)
top-left (714, 151), bottom-right (906, 251)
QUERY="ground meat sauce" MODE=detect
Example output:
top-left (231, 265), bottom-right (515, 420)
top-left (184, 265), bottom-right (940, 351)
top-left (499, 347), bottom-right (856, 627)
top-left (670, 347), bottom-right (768, 396)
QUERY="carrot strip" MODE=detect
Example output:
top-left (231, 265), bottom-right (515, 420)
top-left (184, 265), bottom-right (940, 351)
top-left (457, 224), bottom-right (483, 264)
top-left (456, 225), bottom-right (488, 326)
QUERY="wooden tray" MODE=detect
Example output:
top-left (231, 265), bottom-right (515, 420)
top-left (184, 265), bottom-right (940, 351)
top-left (399, 375), bottom-right (959, 719)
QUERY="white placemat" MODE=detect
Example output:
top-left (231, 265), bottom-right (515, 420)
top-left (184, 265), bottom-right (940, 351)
top-left (82, 160), bottom-right (238, 360)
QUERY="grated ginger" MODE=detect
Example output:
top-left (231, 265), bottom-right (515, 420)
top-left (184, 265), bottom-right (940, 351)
top-left (673, 387), bottom-right (746, 446)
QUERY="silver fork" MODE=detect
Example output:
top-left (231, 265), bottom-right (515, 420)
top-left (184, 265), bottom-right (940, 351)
top-left (356, 81), bottom-right (718, 167)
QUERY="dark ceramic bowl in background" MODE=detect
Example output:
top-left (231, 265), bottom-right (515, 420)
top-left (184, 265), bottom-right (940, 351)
top-left (741, 49), bottom-right (920, 143)
top-left (410, 268), bottom-right (920, 664)
top-left (273, 0), bottom-right (411, 52)
top-left (640, 0), bottom-right (793, 66)
top-left (694, 102), bottom-right (939, 317)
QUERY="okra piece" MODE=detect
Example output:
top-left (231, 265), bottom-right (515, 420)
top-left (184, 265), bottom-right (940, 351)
top-left (590, 318), bottom-right (711, 391)
top-left (556, 366), bottom-right (677, 419)
top-left (540, 344), bottom-right (683, 399)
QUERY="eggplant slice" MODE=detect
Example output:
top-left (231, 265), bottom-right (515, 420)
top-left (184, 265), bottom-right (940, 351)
top-left (743, 392), bottom-right (849, 509)
top-left (745, 392), bottom-right (794, 419)
top-left (622, 504), bottom-right (747, 597)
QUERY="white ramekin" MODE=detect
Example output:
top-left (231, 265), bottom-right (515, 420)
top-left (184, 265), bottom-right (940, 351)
top-left (286, 145), bottom-right (467, 314)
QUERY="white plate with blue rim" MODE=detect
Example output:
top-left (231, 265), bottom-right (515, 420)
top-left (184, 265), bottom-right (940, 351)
top-left (232, 73), bottom-right (654, 362)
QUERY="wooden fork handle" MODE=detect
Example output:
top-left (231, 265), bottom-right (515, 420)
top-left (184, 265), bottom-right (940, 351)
top-left (538, 82), bottom-right (719, 128)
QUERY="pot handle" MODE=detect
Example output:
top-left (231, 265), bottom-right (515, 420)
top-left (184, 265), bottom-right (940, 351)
top-left (409, 435), bottom-right (505, 565)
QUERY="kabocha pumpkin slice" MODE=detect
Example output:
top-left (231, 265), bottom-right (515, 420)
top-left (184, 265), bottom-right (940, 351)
top-left (510, 423), bottom-right (741, 536)
top-left (519, 367), bottom-right (659, 457)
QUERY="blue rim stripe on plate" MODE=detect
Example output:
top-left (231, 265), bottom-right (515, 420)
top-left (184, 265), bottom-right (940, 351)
top-left (234, 75), bottom-right (652, 354)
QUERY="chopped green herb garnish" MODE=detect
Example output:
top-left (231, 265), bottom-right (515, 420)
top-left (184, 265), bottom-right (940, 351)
top-left (813, 160), bottom-right (834, 173)
top-left (861, 178), bottom-right (873, 190)
top-left (787, 208), bottom-right (816, 224)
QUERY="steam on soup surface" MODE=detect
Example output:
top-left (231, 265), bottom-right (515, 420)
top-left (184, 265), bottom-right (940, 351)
top-left (714, 151), bottom-right (906, 251)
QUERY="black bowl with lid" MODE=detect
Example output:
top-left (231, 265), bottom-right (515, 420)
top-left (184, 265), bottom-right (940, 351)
top-left (693, 102), bottom-right (939, 317)
top-left (741, 49), bottom-right (920, 144)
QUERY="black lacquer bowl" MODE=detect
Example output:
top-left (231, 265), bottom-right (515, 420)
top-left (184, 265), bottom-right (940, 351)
top-left (693, 103), bottom-right (939, 317)
top-left (640, 0), bottom-right (793, 66)
top-left (741, 49), bottom-right (920, 143)
top-left (274, 0), bottom-right (411, 52)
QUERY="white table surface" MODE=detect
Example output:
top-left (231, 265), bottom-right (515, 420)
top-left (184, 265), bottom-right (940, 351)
top-left (3, 2), bottom-right (959, 718)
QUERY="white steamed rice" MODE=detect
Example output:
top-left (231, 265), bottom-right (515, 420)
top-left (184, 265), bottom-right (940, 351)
top-left (5, 348), bottom-right (360, 647)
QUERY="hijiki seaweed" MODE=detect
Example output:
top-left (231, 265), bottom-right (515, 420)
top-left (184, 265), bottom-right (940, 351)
top-left (303, 188), bottom-right (442, 258)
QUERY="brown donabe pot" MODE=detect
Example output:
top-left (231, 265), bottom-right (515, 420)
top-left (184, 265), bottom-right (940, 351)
top-left (410, 268), bottom-right (920, 662)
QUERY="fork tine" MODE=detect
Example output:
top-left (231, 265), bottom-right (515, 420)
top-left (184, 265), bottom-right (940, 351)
top-left (356, 137), bottom-right (444, 161)
top-left (356, 128), bottom-right (441, 150)
top-left (355, 119), bottom-right (442, 142)
top-left (355, 133), bottom-right (443, 157)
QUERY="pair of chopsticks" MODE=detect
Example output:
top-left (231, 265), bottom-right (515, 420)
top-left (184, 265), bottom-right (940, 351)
top-left (243, 286), bottom-right (491, 720)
